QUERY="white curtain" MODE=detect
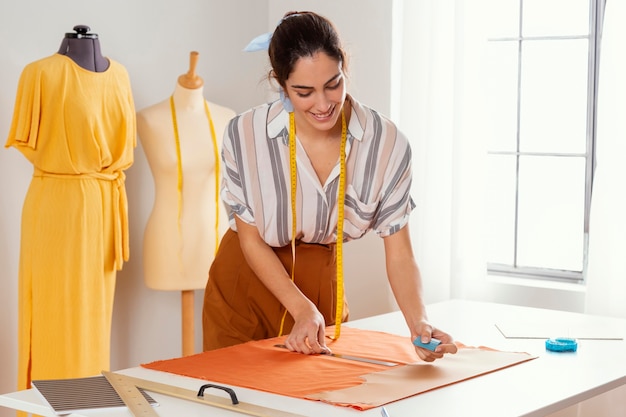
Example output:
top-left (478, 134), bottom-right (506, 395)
top-left (585, 0), bottom-right (626, 318)
top-left (393, 3), bottom-right (625, 413)
top-left (393, 2), bottom-right (624, 413)
top-left (393, 0), bottom-right (488, 303)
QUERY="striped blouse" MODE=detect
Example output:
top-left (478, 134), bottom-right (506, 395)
top-left (220, 95), bottom-right (415, 247)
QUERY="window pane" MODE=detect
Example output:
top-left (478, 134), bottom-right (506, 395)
top-left (517, 155), bottom-right (585, 271)
top-left (523, 0), bottom-right (590, 37)
top-left (519, 39), bottom-right (589, 154)
top-left (486, 41), bottom-right (519, 151)
top-left (485, 0), bottom-right (520, 38)
top-left (486, 155), bottom-right (517, 264)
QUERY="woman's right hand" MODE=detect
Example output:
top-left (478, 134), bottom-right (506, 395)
top-left (234, 217), bottom-right (331, 355)
top-left (283, 302), bottom-right (331, 355)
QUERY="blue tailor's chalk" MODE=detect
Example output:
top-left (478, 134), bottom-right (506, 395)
top-left (412, 337), bottom-right (441, 351)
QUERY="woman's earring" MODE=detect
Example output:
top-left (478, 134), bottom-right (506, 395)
top-left (279, 88), bottom-right (294, 112)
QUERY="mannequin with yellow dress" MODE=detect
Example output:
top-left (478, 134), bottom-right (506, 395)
top-left (137, 51), bottom-right (234, 355)
top-left (5, 25), bottom-right (135, 401)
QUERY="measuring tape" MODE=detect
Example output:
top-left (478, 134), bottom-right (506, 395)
top-left (545, 338), bottom-right (578, 352)
top-left (102, 371), bottom-right (306, 417)
top-left (334, 110), bottom-right (347, 340)
top-left (169, 96), bottom-right (221, 260)
top-left (278, 110), bottom-right (347, 340)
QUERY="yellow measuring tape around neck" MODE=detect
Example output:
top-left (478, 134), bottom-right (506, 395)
top-left (278, 110), bottom-right (347, 340)
top-left (169, 96), bottom-right (221, 254)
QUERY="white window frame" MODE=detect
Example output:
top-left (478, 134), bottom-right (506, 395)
top-left (485, 0), bottom-right (605, 283)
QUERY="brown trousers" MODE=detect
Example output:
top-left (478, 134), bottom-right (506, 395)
top-left (202, 229), bottom-right (349, 351)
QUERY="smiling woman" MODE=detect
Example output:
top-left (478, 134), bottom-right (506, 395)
top-left (201, 10), bottom-right (457, 363)
top-left (286, 53), bottom-right (346, 184)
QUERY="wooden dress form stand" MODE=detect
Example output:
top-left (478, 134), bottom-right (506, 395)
top-left (178, 53), bottom-right (203, 357)
top-left (138, 52), bottom-right (234, 356)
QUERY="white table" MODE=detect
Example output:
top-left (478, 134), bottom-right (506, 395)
top-left (1, 299), bottom-right (625, 417)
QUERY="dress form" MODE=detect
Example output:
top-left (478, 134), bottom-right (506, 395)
top-left (7, 36), bottom-right (134, 399)
top-left (58, 25), bottom-right (109, 72)
top-left (137, 51), bottom-right (235, 355)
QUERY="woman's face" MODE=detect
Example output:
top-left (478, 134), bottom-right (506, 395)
top-left (284, 51), bottom-right (347, 134)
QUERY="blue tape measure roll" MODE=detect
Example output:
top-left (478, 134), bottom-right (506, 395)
top-left (545, 338), bottom-right (578, 352)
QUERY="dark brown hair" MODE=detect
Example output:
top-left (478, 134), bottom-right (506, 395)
top-left (268, 11), bottom-right (348, 88)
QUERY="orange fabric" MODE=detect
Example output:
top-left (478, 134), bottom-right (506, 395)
top-left (150, 327), bottom-right (416, 396)
top-left (143, 327), bottom-right (536, 410)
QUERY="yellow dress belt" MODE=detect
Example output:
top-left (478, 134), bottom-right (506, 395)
top-left (33, 167), bottom-right (129, 270)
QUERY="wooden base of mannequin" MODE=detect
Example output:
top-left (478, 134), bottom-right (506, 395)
top-left (181, 290), bottom-right (195, 356)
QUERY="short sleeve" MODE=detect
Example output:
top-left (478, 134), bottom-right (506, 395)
top-left (373, 130), bottom-right (416, 237)
top-left (219, 115), bottom-right (256, 227)
top-left (5, 63), bottom-right (42, 150)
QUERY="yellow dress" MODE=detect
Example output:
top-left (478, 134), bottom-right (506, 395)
top-left (5, 53), bottom-right (136, 393)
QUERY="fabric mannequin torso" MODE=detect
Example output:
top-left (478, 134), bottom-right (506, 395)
top-left (138, 83), bottom-right (235, 291)
top-left (58, 26), bottom-right (109, 72)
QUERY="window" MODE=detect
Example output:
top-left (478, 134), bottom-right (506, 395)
top-left (484, 0), bottom-right (603, 281)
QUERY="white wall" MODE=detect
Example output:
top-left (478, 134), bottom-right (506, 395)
top-left (0, 1), bottom-right (396, 413)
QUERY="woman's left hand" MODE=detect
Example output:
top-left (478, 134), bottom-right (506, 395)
top-left (412, 325), bottom-right (458, 362)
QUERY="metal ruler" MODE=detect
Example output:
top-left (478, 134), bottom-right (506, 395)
top-left (102, 371), bottom-right (306, 417)
top-left (274, 344), bottom-right (399, 367)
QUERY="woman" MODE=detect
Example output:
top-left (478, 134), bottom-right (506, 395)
top-left (203, 11), bottom-right (457, 362)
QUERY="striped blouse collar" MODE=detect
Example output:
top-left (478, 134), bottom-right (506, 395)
top-left (266, 94), bottom-right (365, 142)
